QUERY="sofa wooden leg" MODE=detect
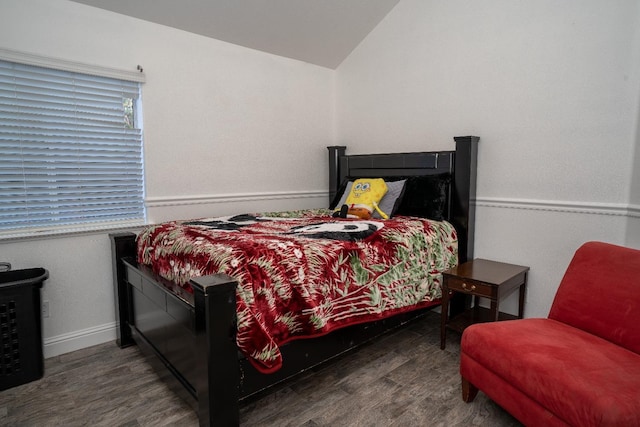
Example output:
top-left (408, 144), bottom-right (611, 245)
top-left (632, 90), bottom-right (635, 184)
top-left (462, 376), bottom-right (479, 402)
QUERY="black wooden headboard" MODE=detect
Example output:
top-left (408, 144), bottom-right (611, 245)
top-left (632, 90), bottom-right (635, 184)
top-left (327, 136), bottom-right (478, 263)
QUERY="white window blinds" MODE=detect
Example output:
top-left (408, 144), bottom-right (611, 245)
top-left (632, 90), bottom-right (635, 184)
top-left (0, 59), bottom-right (145, 237)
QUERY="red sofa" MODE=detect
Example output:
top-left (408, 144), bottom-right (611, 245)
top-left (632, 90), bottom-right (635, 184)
top-left (460, 241), bottom-right (640, 427)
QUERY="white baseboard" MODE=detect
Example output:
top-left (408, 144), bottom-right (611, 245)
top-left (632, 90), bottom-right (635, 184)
top-left (43, 322), bottom-right (116, 359)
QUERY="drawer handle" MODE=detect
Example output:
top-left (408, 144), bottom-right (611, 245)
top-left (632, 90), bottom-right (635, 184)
top-left (462, 282), bottom-right (476, 291)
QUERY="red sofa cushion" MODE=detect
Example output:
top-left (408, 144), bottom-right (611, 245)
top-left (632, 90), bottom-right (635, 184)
top-left (548, 241), bottom-right (640, 354)
top-left (461, 318), bottom-right (640, 427)
top-left (460, 354), bottom-right (569, 426)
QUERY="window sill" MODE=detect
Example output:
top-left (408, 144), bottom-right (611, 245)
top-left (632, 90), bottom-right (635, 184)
top-left (0, 220), bottom-right (146, 243)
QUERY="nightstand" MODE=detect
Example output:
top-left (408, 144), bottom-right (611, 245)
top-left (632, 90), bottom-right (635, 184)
top-left (440, 259), bottom-right (529, 349)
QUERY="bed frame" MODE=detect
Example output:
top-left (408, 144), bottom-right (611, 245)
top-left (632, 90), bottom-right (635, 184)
top-left (110, 135), bottom-right (478, 426)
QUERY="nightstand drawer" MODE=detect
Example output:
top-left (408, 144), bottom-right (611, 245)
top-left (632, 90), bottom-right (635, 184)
top-left (446, 277), bottom-right (493, 298)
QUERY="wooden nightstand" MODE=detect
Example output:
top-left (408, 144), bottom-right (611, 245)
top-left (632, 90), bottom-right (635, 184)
top-left (440, 259), bottom-right (529, 349)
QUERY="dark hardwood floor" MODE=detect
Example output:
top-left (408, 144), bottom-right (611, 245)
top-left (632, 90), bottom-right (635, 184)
top-left (0, 312), bottom-right (521, 426)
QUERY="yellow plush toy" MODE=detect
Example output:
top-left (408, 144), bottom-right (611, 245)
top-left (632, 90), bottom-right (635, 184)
top-left (335, 178), bottom-right (389, 219)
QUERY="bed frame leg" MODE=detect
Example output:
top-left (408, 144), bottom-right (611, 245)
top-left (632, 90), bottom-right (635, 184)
top-left (191, 274), bottom-right (240, 426)
top-left (110, 232), bottom-right (137, 348)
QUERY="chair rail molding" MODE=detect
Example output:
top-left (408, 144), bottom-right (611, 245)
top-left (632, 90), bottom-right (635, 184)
top-left (475, 197), bottom-right (634, 217)
top-left (148, 193), bottom-right (639, 217)
top-left (145, 190), bottom-right (328, 208)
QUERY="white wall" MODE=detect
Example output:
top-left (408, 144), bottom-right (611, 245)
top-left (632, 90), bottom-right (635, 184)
top-left (627, 84), bottom-right (640, 249)
top-left (625, 3), bottom-right (640, 250)
top-left (0, 0), bottom-right (333, 356)
top-left (335, 0), bottom-right (640, 317)
top-left (627, 123), bottom-right (640, 248)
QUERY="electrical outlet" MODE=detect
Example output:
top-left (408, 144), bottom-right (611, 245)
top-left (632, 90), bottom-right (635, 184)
top-left (42, 301), bottom-right (49, 318)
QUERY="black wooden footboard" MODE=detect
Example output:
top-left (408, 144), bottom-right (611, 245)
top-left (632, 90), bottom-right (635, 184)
top-left (111, 233), bottom-right (439, 425)
top-left (111, 233), bottom-right (240, 425)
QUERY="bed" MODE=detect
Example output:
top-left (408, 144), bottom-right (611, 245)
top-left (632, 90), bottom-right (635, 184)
top-left (110, 135), bottom-right (478, 426)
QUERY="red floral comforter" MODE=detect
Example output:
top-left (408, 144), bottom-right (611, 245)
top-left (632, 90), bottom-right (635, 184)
top-left (137, 209), bottom-right (457, 373)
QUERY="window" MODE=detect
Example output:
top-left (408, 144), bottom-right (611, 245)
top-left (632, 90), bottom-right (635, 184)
top-left (0, 56), bottom-right (145, 238)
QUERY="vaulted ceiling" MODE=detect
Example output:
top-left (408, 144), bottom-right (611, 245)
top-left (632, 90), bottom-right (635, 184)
top-left (68, 0), bottom-right (400, 69)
